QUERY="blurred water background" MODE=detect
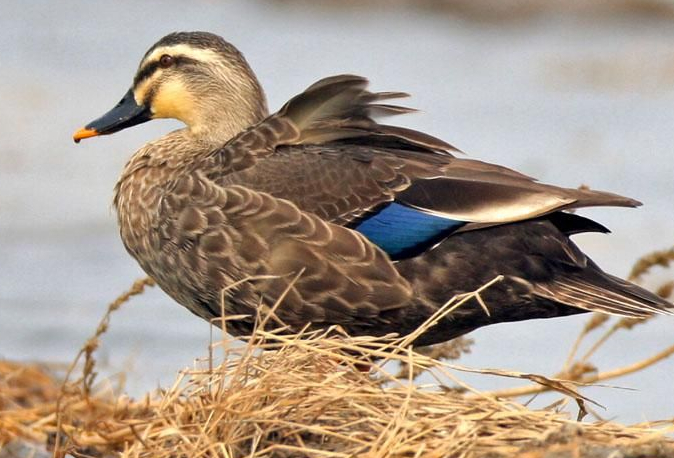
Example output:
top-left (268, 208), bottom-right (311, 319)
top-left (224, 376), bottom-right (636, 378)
top-left (1, 0), bottom-right (673, 423)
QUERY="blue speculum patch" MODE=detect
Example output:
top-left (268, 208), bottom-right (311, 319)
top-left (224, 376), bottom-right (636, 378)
top-left (353, 202), bottom-right (465, 260)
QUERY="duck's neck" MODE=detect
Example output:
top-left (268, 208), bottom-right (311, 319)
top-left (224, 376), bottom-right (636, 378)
top-left (186, 81), bottom-right (270, 148)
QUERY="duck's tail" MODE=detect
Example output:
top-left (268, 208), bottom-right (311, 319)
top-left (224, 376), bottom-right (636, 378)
top-left (533, 262), bottom-right (674, 318)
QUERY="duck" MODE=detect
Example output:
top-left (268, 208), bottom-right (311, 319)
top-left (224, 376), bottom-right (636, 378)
top-left (73, 31), bottom-right (672, 346)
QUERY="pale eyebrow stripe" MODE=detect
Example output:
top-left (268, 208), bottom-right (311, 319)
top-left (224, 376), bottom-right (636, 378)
top-left (133, 45), bottom-right (221, 88)
top-left (141, 44), bottom-right (222, 69)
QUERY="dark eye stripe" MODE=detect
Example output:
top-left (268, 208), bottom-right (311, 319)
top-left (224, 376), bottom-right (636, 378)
top-left (133, 56), bottom-right (199, 88)
top-left (134, 61), bottom-right (160, 87)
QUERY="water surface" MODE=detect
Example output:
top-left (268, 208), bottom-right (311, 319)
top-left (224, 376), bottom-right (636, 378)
top-left (1, 0), bottom-right (673, 423)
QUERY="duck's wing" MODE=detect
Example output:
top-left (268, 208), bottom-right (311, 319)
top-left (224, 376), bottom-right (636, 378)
top-left (201, 75), bottom-right (639, 260)
top-left (203, 74), bottom-right (457, 182)
top-left (152, 172), bottom-right (413, 326)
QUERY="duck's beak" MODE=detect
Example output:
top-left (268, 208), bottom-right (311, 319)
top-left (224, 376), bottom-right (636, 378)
top-left (73, 88), bottom-right (152, 143)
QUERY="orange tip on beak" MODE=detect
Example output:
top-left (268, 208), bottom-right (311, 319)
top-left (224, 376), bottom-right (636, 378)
top-left (73, 127), bottom-right (99, 144)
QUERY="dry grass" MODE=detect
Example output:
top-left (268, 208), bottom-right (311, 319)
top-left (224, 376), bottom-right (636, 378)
top-left (1, 248), bottom-right (673, 458)
top-left (3, 327), bottom-right (674, 458)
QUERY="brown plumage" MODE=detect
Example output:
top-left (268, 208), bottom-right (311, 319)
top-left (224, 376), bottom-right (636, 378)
top-left (74, 31), bottom-right (672, 346)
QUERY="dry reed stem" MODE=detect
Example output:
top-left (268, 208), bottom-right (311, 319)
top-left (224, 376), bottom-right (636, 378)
top-left (53, 276), bottom-right (155, 458)
top-left (475, 341), bottom-right (674, 400)
top-left (629, 246), bottom-right (674, 282)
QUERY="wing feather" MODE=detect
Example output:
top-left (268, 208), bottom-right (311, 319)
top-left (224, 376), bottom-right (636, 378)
top-left (202, 74), bottom-right (639, 235)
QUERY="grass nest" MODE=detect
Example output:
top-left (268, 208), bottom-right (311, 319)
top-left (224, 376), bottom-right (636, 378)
top-left (1, 248), bottom-right (673, 458)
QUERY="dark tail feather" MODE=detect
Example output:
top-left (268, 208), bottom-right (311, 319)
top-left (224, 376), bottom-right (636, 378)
top-left (535, 269), bottom-right (673, 318)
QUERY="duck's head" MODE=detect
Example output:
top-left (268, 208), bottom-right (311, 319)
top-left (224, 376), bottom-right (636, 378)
top-left (73, 31), bottom-right (268, 143)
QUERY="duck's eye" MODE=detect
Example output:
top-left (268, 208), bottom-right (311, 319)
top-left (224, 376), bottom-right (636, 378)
top-left (159, 54), bottom-right (174, 68)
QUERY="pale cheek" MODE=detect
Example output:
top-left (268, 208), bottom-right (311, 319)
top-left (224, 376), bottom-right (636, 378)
top-left (148, 77), bottom-right (194, 123)
top-left (152, 91), bottom-right (195, 124)
top-left (152, 95), bottom-right (179, 118)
